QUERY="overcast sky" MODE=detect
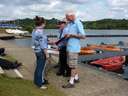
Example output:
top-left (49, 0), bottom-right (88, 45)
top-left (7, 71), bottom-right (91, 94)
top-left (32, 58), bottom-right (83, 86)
top-left (0, 0), bottom-right (128, 21)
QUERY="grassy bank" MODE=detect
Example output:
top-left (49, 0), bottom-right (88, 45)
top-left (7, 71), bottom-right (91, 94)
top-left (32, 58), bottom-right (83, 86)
top-left (0, 55), bottom-right (17, 62)
top-left (0, 75), bottom-right (66, 96)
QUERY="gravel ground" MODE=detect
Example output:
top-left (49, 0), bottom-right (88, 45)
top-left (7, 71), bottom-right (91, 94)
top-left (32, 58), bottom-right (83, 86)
top-left (1, 40), bottom-right (128, 96)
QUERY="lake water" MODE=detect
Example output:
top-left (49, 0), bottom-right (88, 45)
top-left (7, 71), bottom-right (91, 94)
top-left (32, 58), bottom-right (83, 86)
top-left (7, 29), bottom-right (128, 47)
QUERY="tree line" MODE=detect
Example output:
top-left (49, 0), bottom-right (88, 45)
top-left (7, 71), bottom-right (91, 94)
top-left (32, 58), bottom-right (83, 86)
top-left (85, 19), bottom-right (128, 30)
top-left (2, 18), bottom-right (128, 32)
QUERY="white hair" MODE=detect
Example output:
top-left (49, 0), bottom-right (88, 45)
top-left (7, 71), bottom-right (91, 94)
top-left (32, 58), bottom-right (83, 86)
top-left (66, 10), bottom-right (76, 16)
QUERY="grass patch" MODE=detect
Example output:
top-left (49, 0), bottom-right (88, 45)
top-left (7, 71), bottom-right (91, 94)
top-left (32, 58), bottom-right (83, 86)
top-left (0, 75), bottom-right (66, 96)
top-left (0, 55), bottom-right (16, 62)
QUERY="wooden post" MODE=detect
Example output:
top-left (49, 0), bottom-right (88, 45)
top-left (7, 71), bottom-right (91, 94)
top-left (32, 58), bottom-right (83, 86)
top-left (14, 69), bottom-right (23, 78)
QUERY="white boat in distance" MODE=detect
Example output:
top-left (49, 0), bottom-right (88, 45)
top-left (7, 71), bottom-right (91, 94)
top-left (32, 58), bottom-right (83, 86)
top-left (6, 29), bottom-right (28, 34)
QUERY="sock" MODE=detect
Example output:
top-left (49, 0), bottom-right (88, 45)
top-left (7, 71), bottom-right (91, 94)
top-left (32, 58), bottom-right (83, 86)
top-left (69, 77), bottom-right (75, 84)
top-left (74, 74), bottom-right (79, 80)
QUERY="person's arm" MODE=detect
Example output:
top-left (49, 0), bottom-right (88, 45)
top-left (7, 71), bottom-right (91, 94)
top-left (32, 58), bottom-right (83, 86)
top-left (76, 20), bottom-right (86, 39)
top-left (44, 48), bottom-right (49, 58)
top-left (48, 41), bottom-right (56, 45)
top-left (65, 20), bottom-right (86, 39)
top-left (64, 33), bottom-right (85, 39)
top-left (31, 31), bottom-right (36, 49)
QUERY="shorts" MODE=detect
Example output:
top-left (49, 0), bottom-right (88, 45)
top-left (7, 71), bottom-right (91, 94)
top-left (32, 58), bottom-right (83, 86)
top-left (67, 52), bottom-right (78, 68)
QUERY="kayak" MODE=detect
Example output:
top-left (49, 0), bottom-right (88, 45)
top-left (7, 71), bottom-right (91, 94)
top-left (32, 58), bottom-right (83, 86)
top-left (80, 47), bottom-right (96, 55)
top-left (87, 44), bottom-right (121, 52)
top-left (90, 56), bottom-right (125, 72)
top-left (102, 47), bottom-right (121, 51)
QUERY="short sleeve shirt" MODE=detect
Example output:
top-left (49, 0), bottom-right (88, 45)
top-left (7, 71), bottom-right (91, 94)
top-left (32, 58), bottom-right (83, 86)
top-left (67, 19), bottom-right (85, 53)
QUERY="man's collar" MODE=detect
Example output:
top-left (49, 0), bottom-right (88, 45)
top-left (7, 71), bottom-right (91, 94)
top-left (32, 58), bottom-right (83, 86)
top-left (69, 19), bottom-right (76, 24)
top-left (69, 21), bottom-right (75, 24)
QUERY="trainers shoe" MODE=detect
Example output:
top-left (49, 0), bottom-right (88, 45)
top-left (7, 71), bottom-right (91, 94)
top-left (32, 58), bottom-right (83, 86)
top-left (43, 79), bottom-right (49, 85)
top-left (62, 83), bottom-right (74, 88)
top-left (40, 85), bottom-right (47, 89)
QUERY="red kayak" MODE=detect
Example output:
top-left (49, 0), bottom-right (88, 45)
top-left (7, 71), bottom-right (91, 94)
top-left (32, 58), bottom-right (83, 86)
top-left (90, 56), bottom-right (125, 72)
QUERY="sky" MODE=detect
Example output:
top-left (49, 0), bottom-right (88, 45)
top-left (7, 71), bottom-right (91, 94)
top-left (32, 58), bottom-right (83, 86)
top-left (0, 0), bottom-right (128, 21)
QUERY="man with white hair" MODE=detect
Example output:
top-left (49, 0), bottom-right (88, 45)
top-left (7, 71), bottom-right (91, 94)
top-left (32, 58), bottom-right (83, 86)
top-left (62, 10), bottom-right (86, 88)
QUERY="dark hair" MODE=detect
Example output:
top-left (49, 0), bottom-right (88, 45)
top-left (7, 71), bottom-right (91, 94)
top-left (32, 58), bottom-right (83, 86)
top-left (34, 16), bottom-right (45, 26)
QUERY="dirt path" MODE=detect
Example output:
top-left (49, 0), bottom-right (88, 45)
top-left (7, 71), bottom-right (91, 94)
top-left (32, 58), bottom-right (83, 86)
top-left (1, 40), bottom-right (128, 96)
top-left (0, 40), bottom-right (35, 80)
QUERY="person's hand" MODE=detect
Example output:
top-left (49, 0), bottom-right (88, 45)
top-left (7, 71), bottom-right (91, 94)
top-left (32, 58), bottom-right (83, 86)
top-left (48, 40), bottom-right (56, 45)
top-left (45, 53), bottom-right (49, 59)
